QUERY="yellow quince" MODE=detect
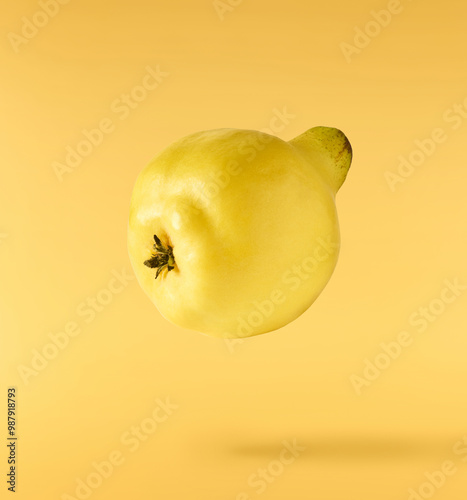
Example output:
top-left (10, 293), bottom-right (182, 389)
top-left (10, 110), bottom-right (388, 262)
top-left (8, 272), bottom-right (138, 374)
top-left (128, 126), bottom-right (352, 338)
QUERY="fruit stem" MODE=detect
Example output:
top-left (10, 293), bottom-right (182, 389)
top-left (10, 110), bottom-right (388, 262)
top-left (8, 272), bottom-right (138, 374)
top-left (144, 234), bottom-right (175, 279)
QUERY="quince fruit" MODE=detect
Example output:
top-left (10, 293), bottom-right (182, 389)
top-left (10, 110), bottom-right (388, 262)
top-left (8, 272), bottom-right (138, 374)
top-left (128, 126), bottom-right (352, 338)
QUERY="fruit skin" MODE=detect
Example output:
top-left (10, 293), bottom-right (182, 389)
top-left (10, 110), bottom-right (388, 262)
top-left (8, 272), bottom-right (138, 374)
top-left (128, 127), bottom-right (352, 338)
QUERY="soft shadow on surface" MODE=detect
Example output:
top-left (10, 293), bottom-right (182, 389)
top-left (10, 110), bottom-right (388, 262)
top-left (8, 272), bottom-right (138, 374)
top-left (200, 435), bottom-right (456, 461)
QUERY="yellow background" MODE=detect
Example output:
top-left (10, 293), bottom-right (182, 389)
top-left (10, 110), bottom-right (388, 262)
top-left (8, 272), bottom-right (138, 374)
top-left (1, 0), bottom-right (467, 498)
